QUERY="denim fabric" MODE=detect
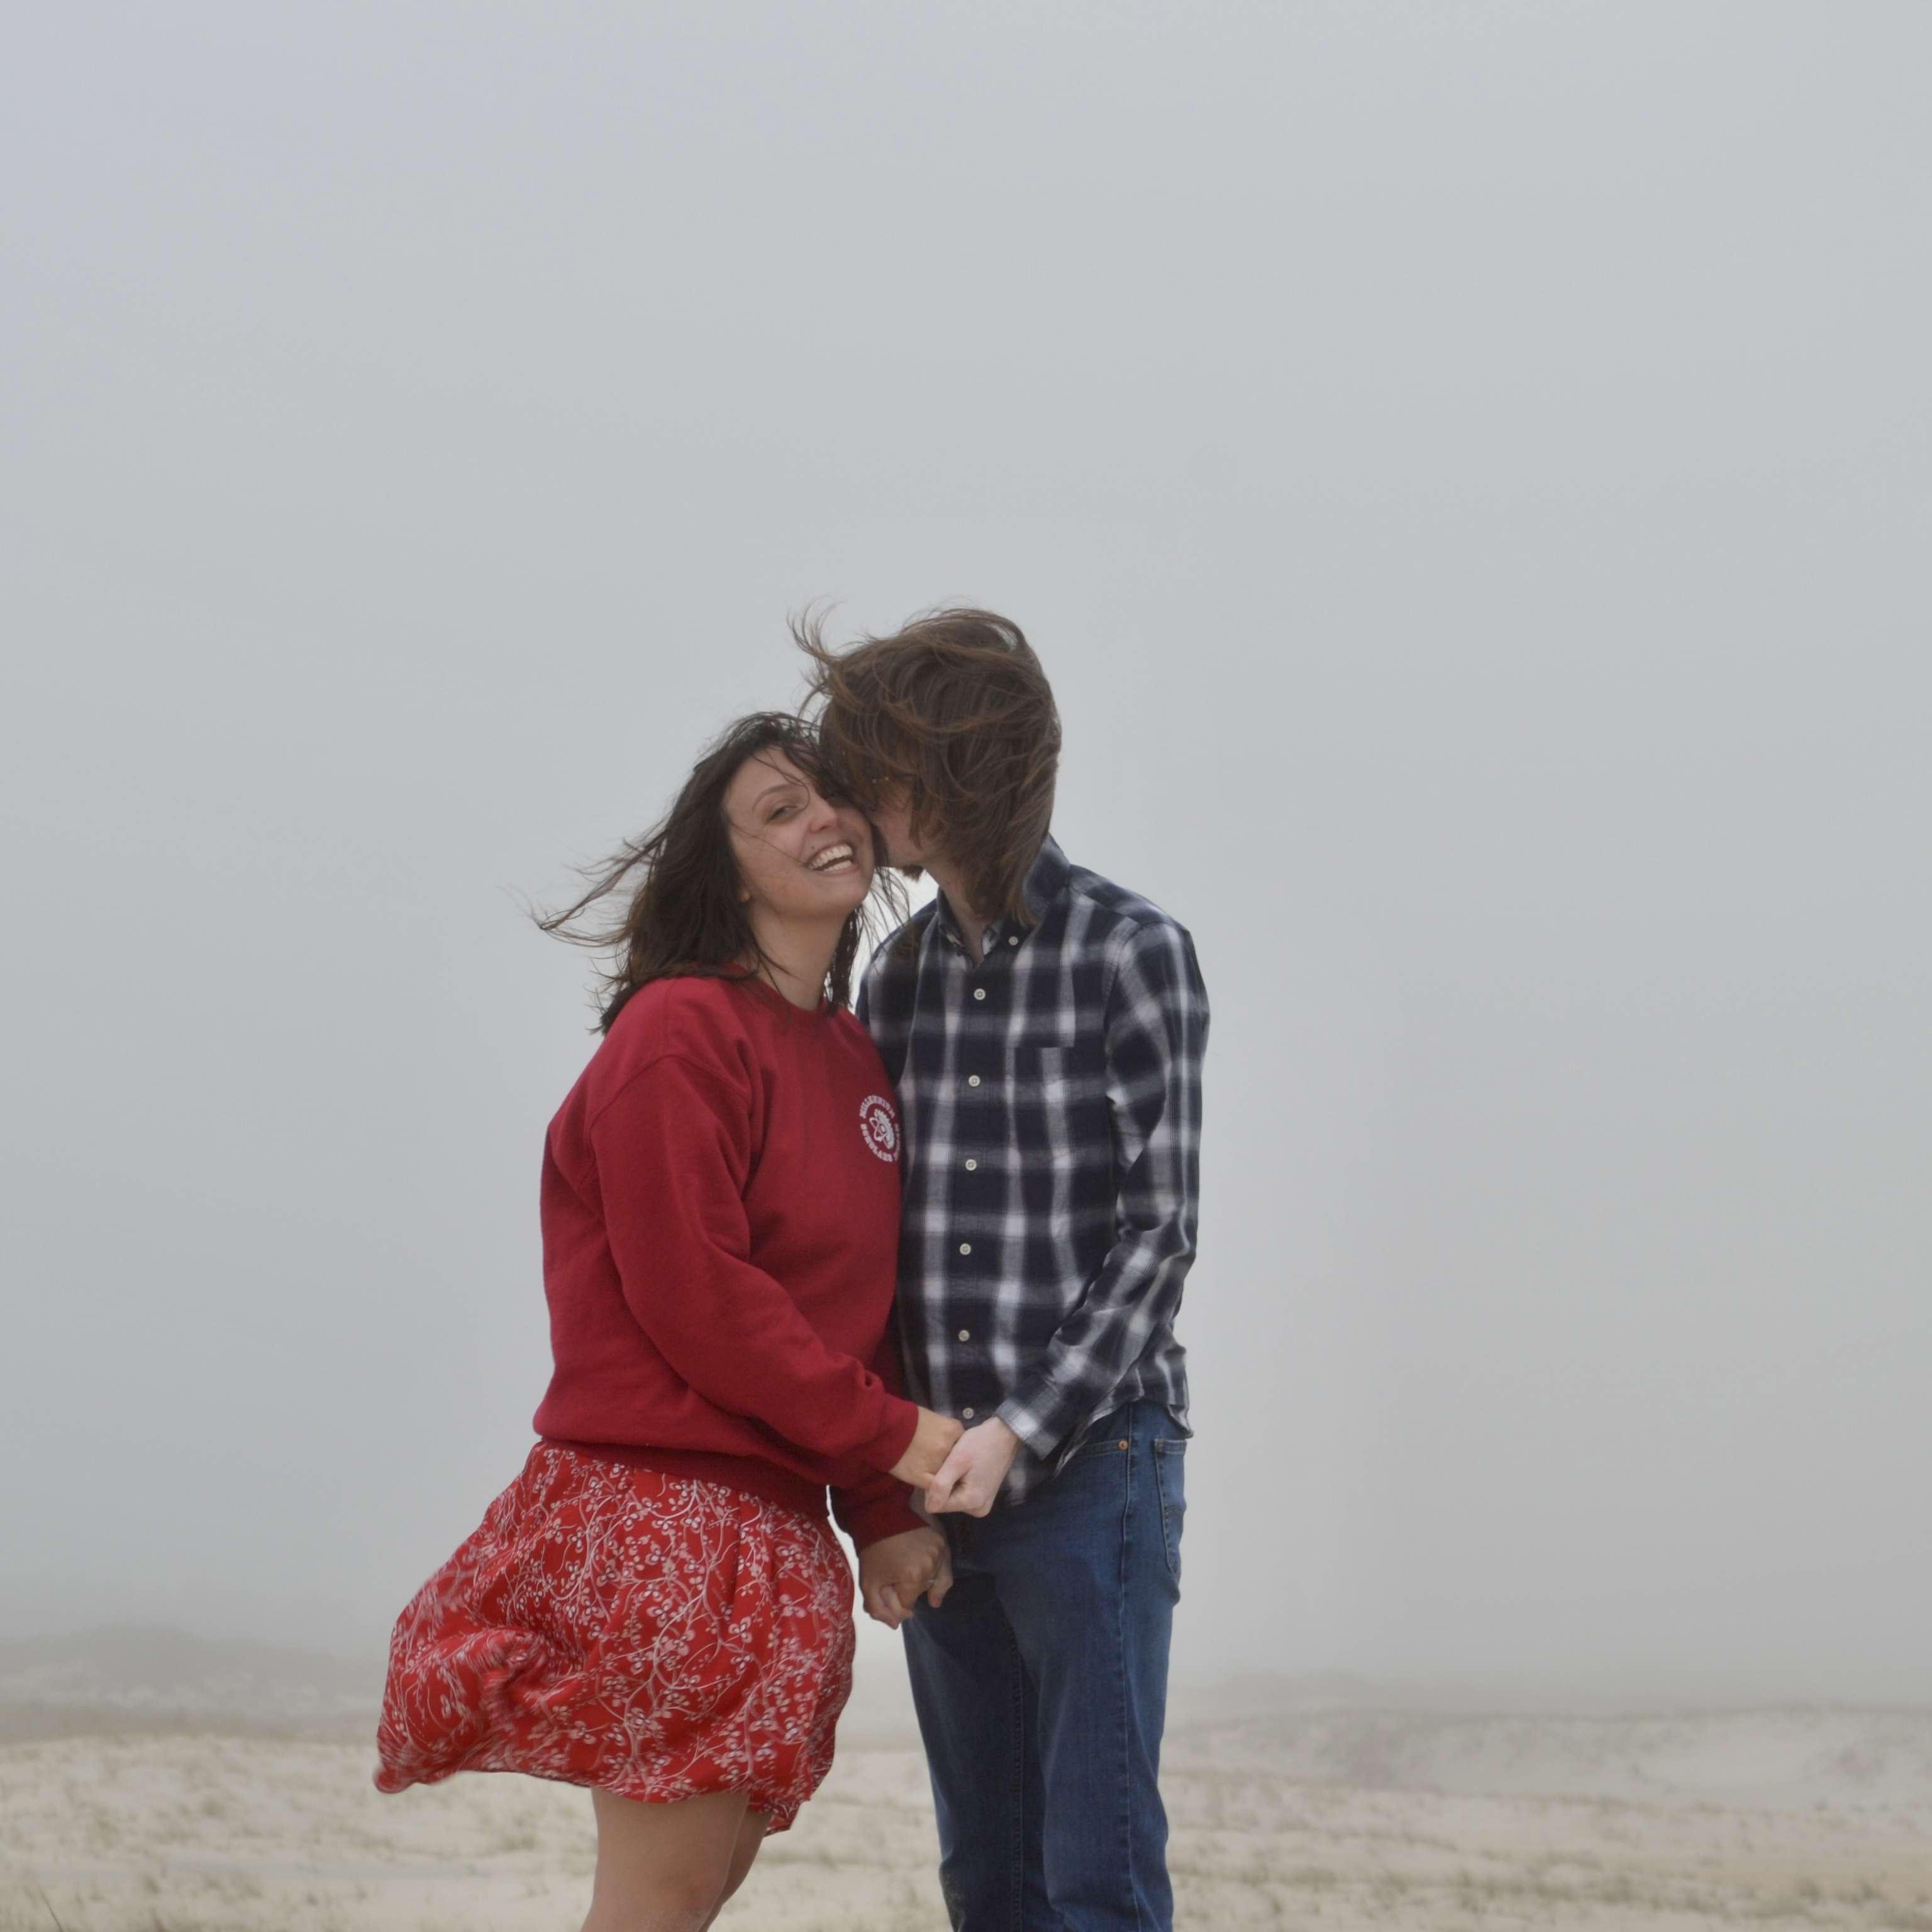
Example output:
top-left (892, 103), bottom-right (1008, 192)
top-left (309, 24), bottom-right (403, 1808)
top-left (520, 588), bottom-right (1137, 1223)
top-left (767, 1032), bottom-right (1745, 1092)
top-left (903, 1401), bottom-right (1187, 1931)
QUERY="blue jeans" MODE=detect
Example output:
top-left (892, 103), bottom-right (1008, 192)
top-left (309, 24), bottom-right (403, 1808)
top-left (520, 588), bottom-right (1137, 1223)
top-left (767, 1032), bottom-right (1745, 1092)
top-left (903, 1401), bottom-right (1186, 1931)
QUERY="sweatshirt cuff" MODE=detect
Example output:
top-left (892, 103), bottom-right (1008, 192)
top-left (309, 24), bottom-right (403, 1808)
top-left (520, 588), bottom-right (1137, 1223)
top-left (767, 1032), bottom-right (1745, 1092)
top-left (857, 1394), bottom-right (921, 1475)
top-left (838, 1488), bottom-right (929, 1551)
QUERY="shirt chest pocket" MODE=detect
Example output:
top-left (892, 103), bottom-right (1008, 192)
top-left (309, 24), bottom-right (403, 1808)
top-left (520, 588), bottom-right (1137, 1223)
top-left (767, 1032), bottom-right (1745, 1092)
top-left (1010, 1042), bottom-right (1110, 1158)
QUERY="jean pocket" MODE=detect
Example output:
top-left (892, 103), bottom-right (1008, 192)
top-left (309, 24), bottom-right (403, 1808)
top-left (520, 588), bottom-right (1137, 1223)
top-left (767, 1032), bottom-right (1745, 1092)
top-left (1153, 1439), bottom-right (1186, 1587)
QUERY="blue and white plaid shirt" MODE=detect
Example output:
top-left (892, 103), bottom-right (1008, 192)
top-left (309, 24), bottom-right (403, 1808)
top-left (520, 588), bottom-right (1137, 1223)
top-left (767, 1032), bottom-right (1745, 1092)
top-left (857, 838), bottom-right (1208, 1506)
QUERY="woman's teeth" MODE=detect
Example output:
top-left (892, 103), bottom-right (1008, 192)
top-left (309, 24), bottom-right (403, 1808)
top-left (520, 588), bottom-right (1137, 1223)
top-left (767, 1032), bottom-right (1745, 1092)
top-left (808, 844), bottom-right (857, 873)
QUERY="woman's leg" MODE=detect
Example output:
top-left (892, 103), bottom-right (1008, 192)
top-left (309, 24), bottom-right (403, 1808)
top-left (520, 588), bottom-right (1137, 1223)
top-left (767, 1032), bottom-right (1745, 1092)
top-left (699, 1809), bottom-right (769, 1928)
top-left (582, 1785), bottom-right (750, 1932)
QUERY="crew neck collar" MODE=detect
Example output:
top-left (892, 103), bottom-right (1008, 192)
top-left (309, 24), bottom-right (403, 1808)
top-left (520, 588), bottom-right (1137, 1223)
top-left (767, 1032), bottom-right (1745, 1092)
top-left (735, 971), bottom-right (835, 1022)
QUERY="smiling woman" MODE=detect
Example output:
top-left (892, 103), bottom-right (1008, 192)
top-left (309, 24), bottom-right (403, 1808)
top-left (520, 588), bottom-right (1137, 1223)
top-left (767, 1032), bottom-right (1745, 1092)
top-left (373, 708), bottom-right (962, 1932)
top-left (720, 737), bottom-right (878, 1010)
top-left (535, 711), bottom-right (897, 1028)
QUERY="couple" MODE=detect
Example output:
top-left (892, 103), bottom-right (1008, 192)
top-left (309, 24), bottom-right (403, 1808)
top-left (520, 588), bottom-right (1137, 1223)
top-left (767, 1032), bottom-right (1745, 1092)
top-left (375, 609), bottom-right (1209, 1932)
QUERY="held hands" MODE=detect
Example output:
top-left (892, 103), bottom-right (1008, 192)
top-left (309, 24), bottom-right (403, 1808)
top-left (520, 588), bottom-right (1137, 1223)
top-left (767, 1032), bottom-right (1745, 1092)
top-left (886, 1407), bottom-right (1020, 1521)
top-left (888, 1407), bottom-right (965, 1491)
top-left (858, 1527), bottom-right (952, 1629)
top-left (925, 1416), bottom-right (1021, 1518)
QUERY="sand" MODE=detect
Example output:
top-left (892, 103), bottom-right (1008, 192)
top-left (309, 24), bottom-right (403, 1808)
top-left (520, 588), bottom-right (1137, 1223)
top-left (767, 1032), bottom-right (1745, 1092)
top-left (4, 1705), bottom-right (1932, 1931)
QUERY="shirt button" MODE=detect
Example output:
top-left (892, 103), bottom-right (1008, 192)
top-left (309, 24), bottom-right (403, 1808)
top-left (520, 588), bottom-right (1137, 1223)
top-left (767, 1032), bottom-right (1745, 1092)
top-left (967, 1074), bottom-right (981, 1087)
top-left (973, 987), bottom-right (986, 1001)
top-left (957, 1329), bottom-right (971, 1342)
top-left (958, 1242), bottom-right (972, 1255)
top-left (964, 1158), bottom-right (977, 1172)
top-left (1008, 935), bottom-right (1019, 946)
top-left (962, 1406), bottom-right (976, 1419)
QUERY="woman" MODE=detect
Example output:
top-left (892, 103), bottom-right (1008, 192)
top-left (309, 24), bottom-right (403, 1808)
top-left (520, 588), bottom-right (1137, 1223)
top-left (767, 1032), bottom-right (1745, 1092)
top-left (375, 713), bottom-right (958, 1932)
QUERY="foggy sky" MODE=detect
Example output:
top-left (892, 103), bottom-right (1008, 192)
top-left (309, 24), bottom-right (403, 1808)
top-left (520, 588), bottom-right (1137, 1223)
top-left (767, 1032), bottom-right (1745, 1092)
top-left (3, 1), bottom-right (1928, 1701)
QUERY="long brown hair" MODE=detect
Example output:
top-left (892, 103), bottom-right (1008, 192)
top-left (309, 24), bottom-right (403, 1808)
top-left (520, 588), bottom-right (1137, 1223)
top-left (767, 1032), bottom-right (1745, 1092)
top-left (794, 607), bottom-right (1060, 928)
top-left (537, 712), bottom-right (896, 1032)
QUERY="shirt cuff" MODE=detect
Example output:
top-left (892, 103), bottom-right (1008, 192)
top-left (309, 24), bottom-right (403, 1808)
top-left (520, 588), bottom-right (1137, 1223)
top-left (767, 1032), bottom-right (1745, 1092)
top-left (995, 1387), bottom-right (1074, 1462)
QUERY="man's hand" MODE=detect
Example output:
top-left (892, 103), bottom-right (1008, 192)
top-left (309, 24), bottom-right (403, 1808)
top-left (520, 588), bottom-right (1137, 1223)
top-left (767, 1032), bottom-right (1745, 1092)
top-left (925, 1416), bottom-right (1021, 1518)
top-left (888, 1407), bottom-right (966, 1491)
top-left (858, 1527), bottom-right (953, 1629)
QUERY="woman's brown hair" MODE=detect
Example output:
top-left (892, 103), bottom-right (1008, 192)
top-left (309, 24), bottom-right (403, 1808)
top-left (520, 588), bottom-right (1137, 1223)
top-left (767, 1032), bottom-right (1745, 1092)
top-left (794, 607), bottom-right (1060, 928)
top-left (536, 711), bottom-right (895, 1032)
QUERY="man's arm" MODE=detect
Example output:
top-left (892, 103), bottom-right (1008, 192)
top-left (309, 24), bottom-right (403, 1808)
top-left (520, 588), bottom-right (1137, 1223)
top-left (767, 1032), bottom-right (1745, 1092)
top-left (997, 916), bottom-right (1208, 1457)
top-left (928, 915), bottom-right (1208, 1515)
top-left (854, 928), bottom-right (913, 1082)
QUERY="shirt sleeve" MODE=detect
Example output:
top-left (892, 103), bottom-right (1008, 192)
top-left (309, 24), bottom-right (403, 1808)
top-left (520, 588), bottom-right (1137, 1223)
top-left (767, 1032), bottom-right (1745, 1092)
top-left (855, 927), bottom-right (916, 1084)
top-left (996, 918), bottom-right (1208, 1458)
top-left (589, 1052), bottom-right (921, 1475)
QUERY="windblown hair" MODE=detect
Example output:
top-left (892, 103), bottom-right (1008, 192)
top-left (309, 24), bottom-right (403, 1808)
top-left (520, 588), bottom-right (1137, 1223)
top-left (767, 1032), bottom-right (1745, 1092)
top-left (795, 607), bottom-right (1060, 928)
top-left (536, 711), bottom-right (896, 1032)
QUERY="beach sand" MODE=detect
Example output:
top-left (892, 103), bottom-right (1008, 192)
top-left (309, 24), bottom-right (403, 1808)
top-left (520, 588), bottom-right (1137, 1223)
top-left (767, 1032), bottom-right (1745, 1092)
top-left (5, 1702), bottom-right (1931, 1930)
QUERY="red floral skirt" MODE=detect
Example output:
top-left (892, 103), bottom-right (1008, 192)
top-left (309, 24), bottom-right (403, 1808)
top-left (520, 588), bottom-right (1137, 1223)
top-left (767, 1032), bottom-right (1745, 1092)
top-left (374, 1444), bottom-right (855, 1830)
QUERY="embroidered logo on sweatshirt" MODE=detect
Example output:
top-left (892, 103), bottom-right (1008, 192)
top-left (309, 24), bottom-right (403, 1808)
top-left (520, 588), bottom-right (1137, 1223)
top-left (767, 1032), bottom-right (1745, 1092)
top-left (858, 1094), bottom-right (899, 1163)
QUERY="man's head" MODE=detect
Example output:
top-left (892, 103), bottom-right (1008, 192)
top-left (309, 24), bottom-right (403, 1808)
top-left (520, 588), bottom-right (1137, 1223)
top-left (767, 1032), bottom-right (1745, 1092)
top-left (797, 607), bottom-right (1061, 924)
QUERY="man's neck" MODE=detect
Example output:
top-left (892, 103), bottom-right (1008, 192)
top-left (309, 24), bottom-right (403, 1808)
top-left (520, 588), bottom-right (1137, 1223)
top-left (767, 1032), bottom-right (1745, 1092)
top-left (925, 860), bottom-right (992, 967)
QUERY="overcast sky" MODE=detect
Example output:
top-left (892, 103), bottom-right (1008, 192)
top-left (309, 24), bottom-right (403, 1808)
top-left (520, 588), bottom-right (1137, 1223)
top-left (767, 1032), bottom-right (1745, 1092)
top-left (3, 1), bottom-right (1928, 1703)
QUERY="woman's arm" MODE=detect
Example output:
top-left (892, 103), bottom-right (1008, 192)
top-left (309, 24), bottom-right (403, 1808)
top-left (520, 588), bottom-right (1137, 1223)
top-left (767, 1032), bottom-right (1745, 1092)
top-left (589, 1051), bottom-right (919, 1473)
top-left (831, 1323), bottom-right (930, 1547)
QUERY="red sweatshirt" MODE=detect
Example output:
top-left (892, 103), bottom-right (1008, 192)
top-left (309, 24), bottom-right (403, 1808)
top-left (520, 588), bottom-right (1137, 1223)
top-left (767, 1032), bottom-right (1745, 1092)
top-left (531, 973), bottom-right (924, 1550)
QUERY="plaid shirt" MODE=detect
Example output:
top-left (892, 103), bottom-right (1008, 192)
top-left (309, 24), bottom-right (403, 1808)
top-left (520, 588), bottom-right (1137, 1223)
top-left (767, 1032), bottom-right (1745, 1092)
top-left (857, 838), bottom-right (1208, 1505)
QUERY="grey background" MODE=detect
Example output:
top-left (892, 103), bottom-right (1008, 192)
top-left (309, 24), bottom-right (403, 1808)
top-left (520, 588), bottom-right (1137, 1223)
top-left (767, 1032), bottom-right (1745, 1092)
top-left (3, 1), bottom-right (1927, 1702)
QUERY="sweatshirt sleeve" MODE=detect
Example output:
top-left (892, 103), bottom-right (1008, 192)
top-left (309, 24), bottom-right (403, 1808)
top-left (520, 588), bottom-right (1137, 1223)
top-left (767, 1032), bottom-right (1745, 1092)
top-left (830, 1319), bottom-right (927, 1550)
top-left (589, 1051), bottom-right (921, 1474)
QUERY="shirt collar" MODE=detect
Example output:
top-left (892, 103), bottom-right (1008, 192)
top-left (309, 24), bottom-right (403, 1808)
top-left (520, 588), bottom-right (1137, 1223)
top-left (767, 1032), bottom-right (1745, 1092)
top-left (932, 836), bottom-right (1071, 953)
top-left (1022, 836), bottom-right (1072, 917)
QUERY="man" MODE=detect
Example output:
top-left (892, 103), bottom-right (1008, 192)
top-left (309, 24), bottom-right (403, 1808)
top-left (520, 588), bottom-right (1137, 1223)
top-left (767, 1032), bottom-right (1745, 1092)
top-left (802, 609), bottom-right (1208, 1932)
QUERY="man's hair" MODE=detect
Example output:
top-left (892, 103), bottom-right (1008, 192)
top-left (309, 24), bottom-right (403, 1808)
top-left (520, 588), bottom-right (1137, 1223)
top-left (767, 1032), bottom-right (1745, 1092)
top-left (796, 607), bottom-right (1060, 927)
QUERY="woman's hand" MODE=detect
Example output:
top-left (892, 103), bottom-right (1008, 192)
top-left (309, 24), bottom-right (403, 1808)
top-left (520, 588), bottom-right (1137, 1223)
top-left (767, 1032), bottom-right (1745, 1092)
top-left (889, 1407), bottom-right (965, 1491)
top-left (858, 1526), bottom-right (953, 1628)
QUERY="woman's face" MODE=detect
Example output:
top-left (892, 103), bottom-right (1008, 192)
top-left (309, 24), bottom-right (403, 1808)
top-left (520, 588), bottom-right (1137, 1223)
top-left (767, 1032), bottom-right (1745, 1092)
top-left (723, 748), bottom-right (874, 925)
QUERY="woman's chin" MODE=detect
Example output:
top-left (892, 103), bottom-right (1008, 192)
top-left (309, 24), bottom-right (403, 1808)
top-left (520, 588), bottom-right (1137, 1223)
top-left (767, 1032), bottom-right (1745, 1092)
top-left (780, 870), bottom-right (870, 918)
